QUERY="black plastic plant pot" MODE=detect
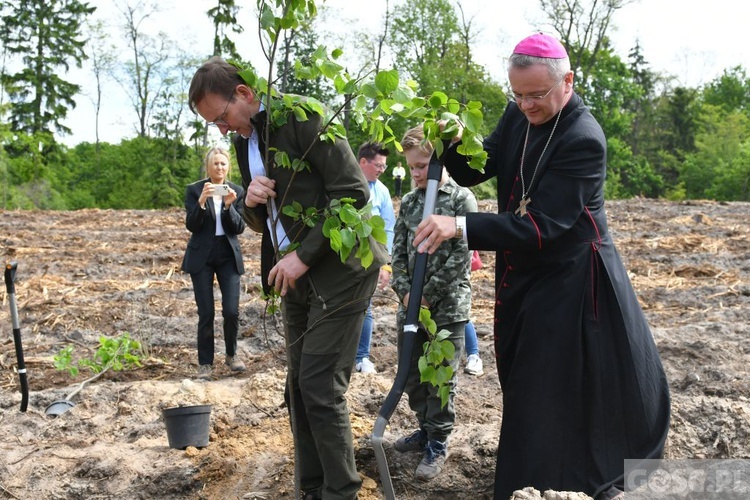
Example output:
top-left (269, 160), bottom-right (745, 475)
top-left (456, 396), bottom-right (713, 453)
top-left (162, 404), bottom-right (212, 449)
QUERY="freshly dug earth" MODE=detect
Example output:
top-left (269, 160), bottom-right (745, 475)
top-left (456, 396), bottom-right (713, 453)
top-left (0, 198), bottom-right (748, 499)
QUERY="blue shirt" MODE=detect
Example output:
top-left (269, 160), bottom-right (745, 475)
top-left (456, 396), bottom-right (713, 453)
top-left (368, 180), bottom-right (395, 255)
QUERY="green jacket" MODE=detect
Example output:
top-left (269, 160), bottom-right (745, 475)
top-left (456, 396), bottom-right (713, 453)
top-left (233, 106), bottom-right (388, 304)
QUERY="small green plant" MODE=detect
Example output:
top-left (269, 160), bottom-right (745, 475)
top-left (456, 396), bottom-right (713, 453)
top-left (54, 345), bottom-right (78, 376)
top-left (54, 333), bottom-right (144, 377)
top-left (416, 307), bottom-right (456, 409)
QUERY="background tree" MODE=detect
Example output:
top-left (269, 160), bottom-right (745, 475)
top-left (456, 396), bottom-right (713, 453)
top-left (702, 66), bottom-right (750, 117)
top-left (0, 0), bottom-right (95, 136)
top-left (118, 0), bottom-right (172, 138)
top-left (208, 0), bottom-right (244, 60)
top-left (276, 23), bottom-right (336, 101)
top-left (389, 0), bottom-right (459, 94)
top-left (539, 0), bottom-right (633, 99)
top-left (86, 19), bottom-right (118, 153)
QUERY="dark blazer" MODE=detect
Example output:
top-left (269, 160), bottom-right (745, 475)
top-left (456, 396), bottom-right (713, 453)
top-left (181, 179), bottom-right (246, 275)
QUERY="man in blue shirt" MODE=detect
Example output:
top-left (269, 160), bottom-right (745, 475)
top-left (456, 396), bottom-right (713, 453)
top-left (354, 142), bottom-right (395, 373)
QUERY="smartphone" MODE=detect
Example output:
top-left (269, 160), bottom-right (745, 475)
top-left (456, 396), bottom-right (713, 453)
top-left (212, 184), bottom-right (231, 196)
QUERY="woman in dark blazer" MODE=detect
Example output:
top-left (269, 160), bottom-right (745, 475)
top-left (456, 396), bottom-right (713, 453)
top-left (181, 147), bottom-right (246, 380)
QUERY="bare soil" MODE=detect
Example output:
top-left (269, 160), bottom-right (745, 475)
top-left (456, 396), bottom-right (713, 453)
top-left (1, 198), bottom-right (749, 499)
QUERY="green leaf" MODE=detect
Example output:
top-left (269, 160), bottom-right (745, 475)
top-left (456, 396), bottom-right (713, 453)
top-left (428, 91), bottom-right (448, 108)
top-left (436, 365), bottom-right (454, 386)
top-left (369, 216), bottom-right (387, 244)
top-left (393, 85), bottom-right (416, 104)
top-left (420, 365), bottom-right (436, 384)
top-left (355, 221), bottom-right (372, 239)
top-left (380, 99), bottom-right (396, 114)
top-left (319, 60), bottom-right (344, 79)
top-left (339, 204), bottom-right (361, 225)
top-left (435, 328), bottom-right (451, 342)
top-left (441, 339), bottom-right (456, 359)
top-left (438, 385), bottom-right (451, 408)
top-left (360, 82), bottom-right (380, 99)
top-left (356, 238), bottom-right (373, 269)
top-left (322, 216), bottom-right (340, 237)
top-left (340, 227), bottom-right (356, 249)
top-left (419, 307), bottom-right (437, 334)
top-left (328, 227), bottom-right (342, 252)
top-left (462, 108), bottom-right (483, 133)
top-left (374, 69), bottom-right (399, 95)
top-left (447, 99), bottom-right (460, 114)
top-left (293, 106), bottom-right (308, 122)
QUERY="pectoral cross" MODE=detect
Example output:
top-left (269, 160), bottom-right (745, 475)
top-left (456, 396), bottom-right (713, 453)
top-left (515, 197), bottom-right (531, 217)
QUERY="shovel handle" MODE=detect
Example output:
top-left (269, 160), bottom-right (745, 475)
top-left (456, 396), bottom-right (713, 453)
top-left (5, 261), bottom-right (17, 294)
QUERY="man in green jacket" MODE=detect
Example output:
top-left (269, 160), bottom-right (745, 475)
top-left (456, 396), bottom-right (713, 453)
top-left (188, 56), bottom-right (387, 500)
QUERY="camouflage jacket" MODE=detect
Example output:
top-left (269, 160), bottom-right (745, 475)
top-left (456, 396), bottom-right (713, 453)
top-left (391, 177), bottom-right (478, 327)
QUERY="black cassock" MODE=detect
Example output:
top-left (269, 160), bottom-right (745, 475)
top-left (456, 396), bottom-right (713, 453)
top-left (445, 93), bottom-right (670, 499)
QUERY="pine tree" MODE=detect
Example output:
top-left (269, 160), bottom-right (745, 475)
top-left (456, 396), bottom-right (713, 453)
top-left (0, 0), bottom-right (96, 136)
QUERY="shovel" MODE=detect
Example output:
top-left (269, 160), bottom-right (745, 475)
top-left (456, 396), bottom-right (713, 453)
top-left (5, 261), bottom-right (29, 412)
top-left (372, 153), bottom-right (443, 499)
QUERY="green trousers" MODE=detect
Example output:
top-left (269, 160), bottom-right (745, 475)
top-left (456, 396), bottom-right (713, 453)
top-left (283, 271), bottom-right (378, 500)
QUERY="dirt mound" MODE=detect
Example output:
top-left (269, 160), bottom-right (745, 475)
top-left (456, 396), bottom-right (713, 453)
top-left (1, 198), bottom-right (748, 499)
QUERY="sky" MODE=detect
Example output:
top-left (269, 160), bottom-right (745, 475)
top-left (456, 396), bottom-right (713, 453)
top-left (57, 0), bottom-right (750, 146)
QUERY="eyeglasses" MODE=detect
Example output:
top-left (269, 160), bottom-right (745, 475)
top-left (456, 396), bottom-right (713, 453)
top-left (506, 78), bottom-right (564, 105)
top-left (368, 159), bottom-right (387, 170)
top-left (207, 93), bottom-right (234, 127)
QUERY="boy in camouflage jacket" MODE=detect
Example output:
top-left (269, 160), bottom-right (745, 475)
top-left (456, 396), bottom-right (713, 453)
top-left (390, 125), bottom-right (478, 481)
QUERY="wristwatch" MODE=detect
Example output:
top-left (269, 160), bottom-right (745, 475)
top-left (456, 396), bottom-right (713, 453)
top-left (454, 216), bottom-right (465, 239)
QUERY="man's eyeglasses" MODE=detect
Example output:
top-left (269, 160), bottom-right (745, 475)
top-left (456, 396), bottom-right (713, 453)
top-left (208, 93), bottom-right (234, 127)
top-left (506, 78), bottom-right (564, 105)
top-left (368, 159), bottom-right (387, 170)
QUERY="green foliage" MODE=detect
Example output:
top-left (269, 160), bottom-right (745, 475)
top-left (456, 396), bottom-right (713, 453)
top-left (248, 0), bottom-right (486, 272)
top-left (319, 199), bottom-right (387, 269)
top-left (54, 345), bottom-right (79, 376)
top-left (702, 66), bottom-right (750, 116)
top-left (0, 0), bottom-right (95, 135)
top-left (3, 0), bottom-right (750, 214)
top-left (605, 136), bottom-right (663, 199)
top-left (678, 106), bottom-right (750, 200)
top-left (54, 333), bottom-right (144, 377)
top-left (389, 0), bottom-right (459, 92)
top-left (468, 178), bottom-right (498, 201)
top-left (416, 307), bottom-right (455, 409)
top-left (207, 0), bottom-right (245, 60)
top-left (259, 286), bottom-right (282, 315)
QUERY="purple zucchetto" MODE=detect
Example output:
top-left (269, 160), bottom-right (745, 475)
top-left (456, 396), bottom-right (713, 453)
top-left (513, 33), bottom-right (568, 59)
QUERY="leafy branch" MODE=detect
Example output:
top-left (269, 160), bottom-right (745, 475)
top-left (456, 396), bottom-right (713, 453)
top-left (242, 0), bottom-right (489, 269)
top-left (250, 0), bottom-right (476, 396)
top-left (53, 333), bottom-right (145, 402)
top-left (416, 307), bottom-right (456, 409)
top-left (54, 332), bottom-right (144, 377)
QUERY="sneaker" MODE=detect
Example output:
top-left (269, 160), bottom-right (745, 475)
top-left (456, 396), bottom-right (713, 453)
top-left (464, 354), bottom-right (484, 376)
top-left (415, 439), bottom-right (448, 481)
top-left (226, 355), bottom-right (246, 372)
top-left (393, 428), bottom-right (427, 453)
top-left (197, 364), bottom-right (212, 380)
top-left (355, 357), bottom-right (377, 374)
